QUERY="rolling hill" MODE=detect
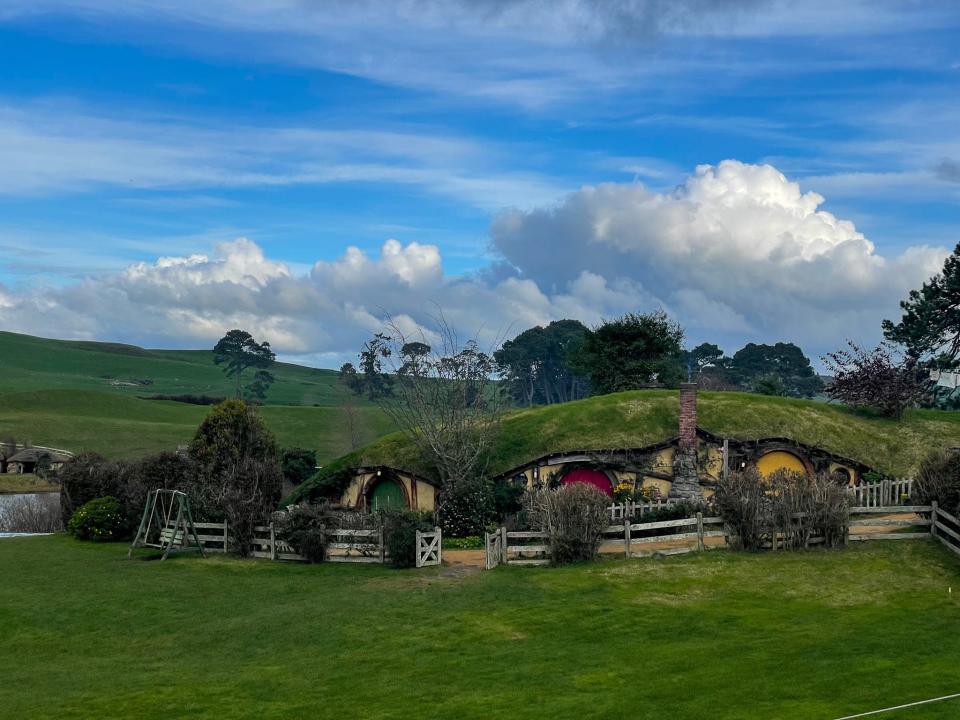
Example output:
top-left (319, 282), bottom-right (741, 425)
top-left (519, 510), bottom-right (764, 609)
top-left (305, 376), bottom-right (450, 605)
top-left (0, 331), bottom-right (394, 461)
top-left (290, 389), bottom-right (960, 502)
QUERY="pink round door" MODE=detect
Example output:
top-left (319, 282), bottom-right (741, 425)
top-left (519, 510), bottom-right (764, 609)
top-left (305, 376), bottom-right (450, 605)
top-left (561, 468), bottom-right (613, 496)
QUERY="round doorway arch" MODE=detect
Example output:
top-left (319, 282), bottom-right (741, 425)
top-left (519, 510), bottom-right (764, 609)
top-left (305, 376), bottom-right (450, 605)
top-left (365, 472), bottom-right (409, 511)
top-left (756, 450), bottom-right (810, 478)
top-left (560, 467), bottom-right (614, 496)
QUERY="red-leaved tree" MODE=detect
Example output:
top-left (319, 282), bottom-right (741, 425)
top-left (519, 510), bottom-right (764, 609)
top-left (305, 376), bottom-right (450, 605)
top-left (822, 341), bottom-right (926, 419)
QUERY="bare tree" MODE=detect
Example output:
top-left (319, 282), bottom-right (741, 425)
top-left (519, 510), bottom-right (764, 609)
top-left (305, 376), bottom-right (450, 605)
top-left (361, 316), bottom-right (505, 535)
top-left (343, 394), bottom-right (362, 451)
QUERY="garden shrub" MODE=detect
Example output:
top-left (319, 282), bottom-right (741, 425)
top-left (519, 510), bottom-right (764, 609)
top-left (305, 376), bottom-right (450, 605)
top-left (913, 449), bottom-right (960, 516)
top-left (442, 535), bottom-right (482, 550)
top-left (715, 468), bottom-right (849, 551)
top-left (524, 483), bottom-right (609, 565)
top-left (438, 476), bottom-right (494, 538)
top-left (67, 496), bottom-right (126, 542)
top-left (190, 400), bottom-right (282, 555)
top-left (493, 477), bottom-right (525, 521)
top-left (277, 504), bottom-right (328, 563)
top-left (380, 507), bottom-right (434, 568)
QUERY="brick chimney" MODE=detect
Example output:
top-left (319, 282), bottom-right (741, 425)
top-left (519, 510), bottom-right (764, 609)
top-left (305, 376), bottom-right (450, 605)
top-left (679, 382), bottom-right (698, 449)
top-left (670, 382), bottom-right (702, 500)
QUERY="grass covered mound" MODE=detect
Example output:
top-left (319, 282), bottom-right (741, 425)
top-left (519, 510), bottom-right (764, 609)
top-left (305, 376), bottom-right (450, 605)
top-left (3, 536), bottom-right (960, 718)
top-left (291, 390), bottom-right (960, 502)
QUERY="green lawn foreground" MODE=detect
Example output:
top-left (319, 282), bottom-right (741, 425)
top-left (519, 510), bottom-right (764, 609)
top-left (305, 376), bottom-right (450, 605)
top-left (3, 539), bottom-right (960, 719)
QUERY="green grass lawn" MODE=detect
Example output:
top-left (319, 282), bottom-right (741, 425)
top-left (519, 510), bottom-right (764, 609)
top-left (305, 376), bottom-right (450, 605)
top-left (3, 537), bottom-right (960, 719)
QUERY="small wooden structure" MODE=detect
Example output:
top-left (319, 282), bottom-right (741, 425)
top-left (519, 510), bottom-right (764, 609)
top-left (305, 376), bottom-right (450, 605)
top-left (128, 489), bottom-right (205, 560)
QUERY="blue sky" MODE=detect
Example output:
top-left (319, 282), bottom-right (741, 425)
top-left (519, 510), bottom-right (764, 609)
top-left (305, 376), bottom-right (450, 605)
top-left (0, 1), bottom-right (959, 365)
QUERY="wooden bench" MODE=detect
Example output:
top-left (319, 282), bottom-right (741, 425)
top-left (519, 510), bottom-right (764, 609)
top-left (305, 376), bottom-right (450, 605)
top-left (159, 527), bottom-right (185, 546)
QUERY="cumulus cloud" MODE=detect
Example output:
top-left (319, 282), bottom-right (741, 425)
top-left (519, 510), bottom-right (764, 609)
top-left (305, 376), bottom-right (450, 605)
top-left (0, 160), bottom-right (950, 365)
top-left (492, 160), bottom-right (949, 354)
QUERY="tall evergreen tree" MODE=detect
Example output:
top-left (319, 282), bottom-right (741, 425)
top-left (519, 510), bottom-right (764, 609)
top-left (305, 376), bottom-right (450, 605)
top-left (883, 242), bottom-right (960, 367)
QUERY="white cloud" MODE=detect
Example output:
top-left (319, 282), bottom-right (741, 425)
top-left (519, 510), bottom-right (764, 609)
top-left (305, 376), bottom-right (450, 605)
top-left (491, 160), bottom-right (950, 354)
top-left (0, 160), bottom-right (951, 364)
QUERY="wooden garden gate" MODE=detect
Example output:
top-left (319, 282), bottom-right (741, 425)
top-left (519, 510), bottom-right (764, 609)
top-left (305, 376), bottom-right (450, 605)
top-left (415, 527), bottom-right (442, 568)
top-left (484, 527), bottom-right (506, 569)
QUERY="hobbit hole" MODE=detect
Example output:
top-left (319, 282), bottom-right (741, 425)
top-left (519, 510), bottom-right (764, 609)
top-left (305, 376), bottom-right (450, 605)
top-left (559, 467), bottom-right (614, 496)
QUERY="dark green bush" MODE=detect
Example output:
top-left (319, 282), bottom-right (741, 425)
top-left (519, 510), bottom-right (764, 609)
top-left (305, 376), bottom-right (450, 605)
top-left (380, 508), bottom-right (434, 568)
top-left (67, 496), bottom-right (126, 542)
top-left (281, 448), bottom-right (317, 487)
top-left (438, 477), bottom-right (493, 538)
top-left (277, 504), bottom-right (328, 563)
top-left (442, 535), bottom-right (482, 550)
top-left (493, 478), bottom-right (525, 520)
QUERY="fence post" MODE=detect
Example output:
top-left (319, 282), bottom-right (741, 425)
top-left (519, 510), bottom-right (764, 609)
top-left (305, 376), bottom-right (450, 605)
top-left (696, 511), bottom-right (704, 552)
top-left (378, 527), bottom-right (385, 564)
top-left (436, 526), bottom-right (442, 566)
top-left (500, 526), bottom-right (508, 565)
top-left (223, 520), bottom-right (228, 553)
top-left (624, 521), bottom-right (631, 558)
top-left (931, 501), bottom-right (938, 539)
top-left (269, 522), bottom-right (277, 561)
top-left (415, 529), bottom-right (423, 568)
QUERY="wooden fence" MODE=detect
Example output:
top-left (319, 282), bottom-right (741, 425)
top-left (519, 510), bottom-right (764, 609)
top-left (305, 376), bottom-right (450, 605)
top-left (607, 499), bottom-right (679, 522)
top-left (486, 512), bottom-right (726, 567)
top-left (928, 502), bottom-right (960, 558)
top-left (604, 478), bottom-right (915, 524)
top-left (848, 478), bottom-right (913, 507)
top-left (176, 520), bottom-right (444, 566)
top-left (486, 504), bottom-right (945, 568)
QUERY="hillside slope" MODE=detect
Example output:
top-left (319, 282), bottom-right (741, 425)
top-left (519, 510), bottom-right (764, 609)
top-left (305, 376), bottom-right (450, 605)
top-left (294, 390), bottom-right (960, 495)
top-left (0, 332), bottom-right (395, 461)
top-left (0, 331), bottom-right (359, 405)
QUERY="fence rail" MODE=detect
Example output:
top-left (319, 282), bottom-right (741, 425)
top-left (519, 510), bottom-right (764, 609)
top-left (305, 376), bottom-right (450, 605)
top-left (607, 498), bottom-right (680, 522)
top-left (177, 520), bottom-right (444, 565)
top-left (847, 478), bottom-right (913, 507)
top-left (487, 504), bottom-right (941, 568)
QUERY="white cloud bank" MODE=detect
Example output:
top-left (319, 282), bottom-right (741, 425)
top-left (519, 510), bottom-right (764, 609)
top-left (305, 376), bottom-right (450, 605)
top-left (0, 161), bottom-right (949, 364)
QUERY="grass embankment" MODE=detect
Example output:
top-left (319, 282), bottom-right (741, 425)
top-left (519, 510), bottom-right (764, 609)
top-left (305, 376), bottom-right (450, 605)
top-left (322, 390), bottom-right (960, 480)
top-left (0, 473), bottom-right (58, 494)
top-left (0, 331), bottom-right (395, 463)
top-left (2, 537), bottom-right (960, 719)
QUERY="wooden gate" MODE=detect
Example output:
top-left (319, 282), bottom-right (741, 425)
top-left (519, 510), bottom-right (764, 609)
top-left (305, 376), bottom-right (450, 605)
top-left (416, 527), bottom-right (442, 568)
top-left (484, 528), bottom-right (506, 569)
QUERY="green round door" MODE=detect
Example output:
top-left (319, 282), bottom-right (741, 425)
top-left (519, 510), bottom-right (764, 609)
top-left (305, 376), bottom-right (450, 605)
top-left (370, 480), bottom-right (406, 511)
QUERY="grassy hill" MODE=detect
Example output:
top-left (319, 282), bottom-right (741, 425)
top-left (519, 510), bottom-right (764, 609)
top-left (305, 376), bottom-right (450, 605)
top-left (0, 332), bottom-right (394, 461)
top-left (0, 330), bottom-right (357, 405)
top-left (296, 390), bottom-right (960, 493)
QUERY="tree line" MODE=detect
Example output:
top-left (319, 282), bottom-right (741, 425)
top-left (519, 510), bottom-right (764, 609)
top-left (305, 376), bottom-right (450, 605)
top-left (340, 310), bottom-right (824, 408)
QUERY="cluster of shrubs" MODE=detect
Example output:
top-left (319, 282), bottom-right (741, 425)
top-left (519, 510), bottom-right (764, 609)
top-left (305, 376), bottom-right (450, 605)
top-left (913, 449), bottom-right (960, 517)
top-left (60, 400), bottom-right (287, 553)
top-left (713, 468), bottom-right (849, 550)
top-left (275, 503), bottom-right (434, 568)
